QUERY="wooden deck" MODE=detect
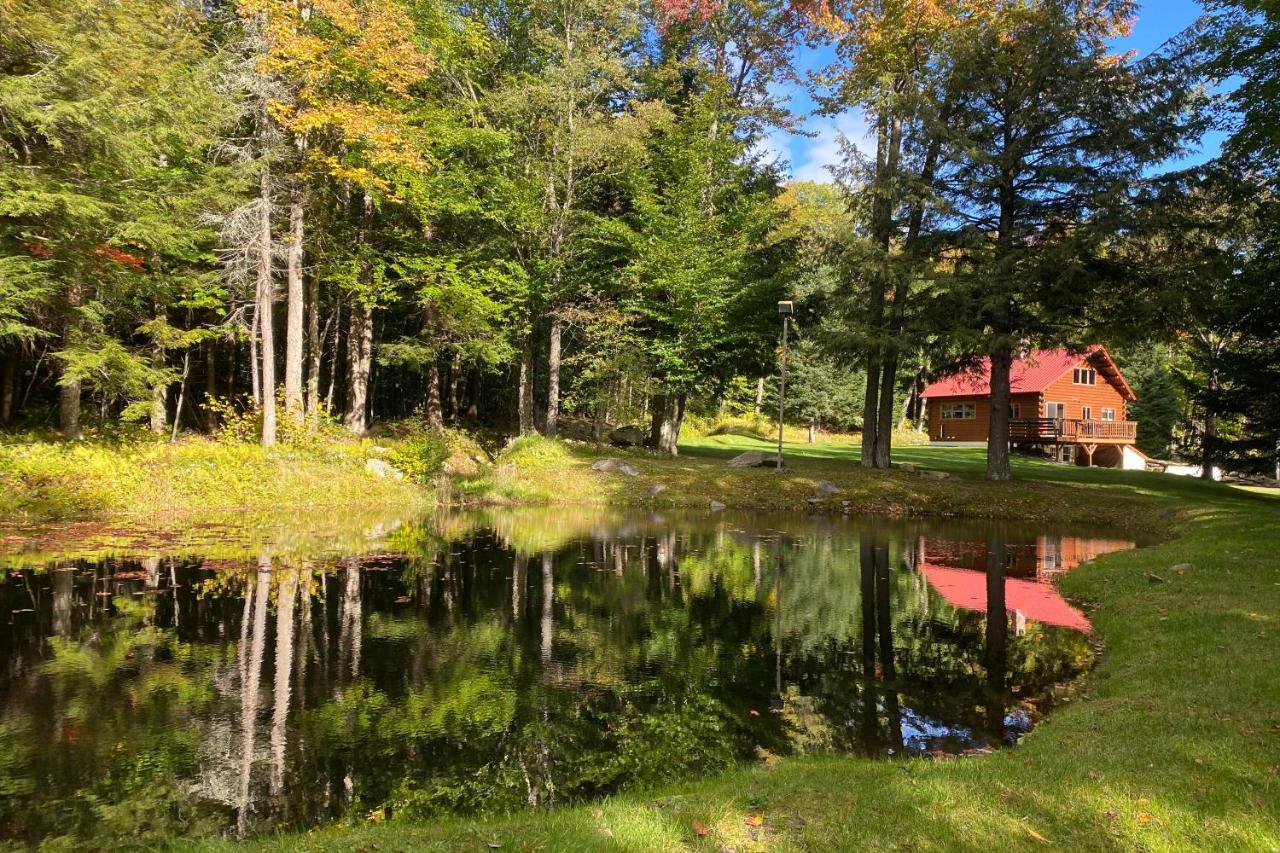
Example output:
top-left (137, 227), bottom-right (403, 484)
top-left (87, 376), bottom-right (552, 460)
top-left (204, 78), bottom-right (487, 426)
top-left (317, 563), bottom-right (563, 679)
top-left (1007, 418), bottom-right (1137, 445)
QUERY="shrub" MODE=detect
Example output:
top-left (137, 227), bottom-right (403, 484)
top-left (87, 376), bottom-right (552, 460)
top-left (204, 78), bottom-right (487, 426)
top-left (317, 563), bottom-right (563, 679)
top-left (389, 431), bottom-right (452, 484)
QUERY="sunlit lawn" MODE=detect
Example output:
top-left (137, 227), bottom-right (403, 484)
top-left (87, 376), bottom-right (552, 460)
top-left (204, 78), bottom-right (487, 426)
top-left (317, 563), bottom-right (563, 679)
top-left (202, 440), bottom-right (1280, 852)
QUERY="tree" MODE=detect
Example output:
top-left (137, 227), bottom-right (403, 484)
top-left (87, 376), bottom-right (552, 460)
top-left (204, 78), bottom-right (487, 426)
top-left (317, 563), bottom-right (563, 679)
top-left (931, 0), bottom-right (1197, 480)
top-left (815, 0), bottom-right (982, 468)
top-left (0, 0), bottom-right (226, 438)
top-left (620, 93), bottom-right (783, 454)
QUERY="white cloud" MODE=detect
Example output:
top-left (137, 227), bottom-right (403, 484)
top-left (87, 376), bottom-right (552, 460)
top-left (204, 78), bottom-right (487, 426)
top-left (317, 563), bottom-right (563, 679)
top-left (790, 110), bottom-right (871, 184)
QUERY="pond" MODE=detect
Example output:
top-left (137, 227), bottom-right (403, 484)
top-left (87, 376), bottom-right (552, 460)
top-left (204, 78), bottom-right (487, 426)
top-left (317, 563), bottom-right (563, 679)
top-left (0, 508), bottom-right (1141, 844)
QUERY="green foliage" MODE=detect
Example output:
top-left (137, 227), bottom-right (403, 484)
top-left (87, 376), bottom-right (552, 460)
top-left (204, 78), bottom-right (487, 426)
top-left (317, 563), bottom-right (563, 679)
top-left (389, 430), bottom-right (452, 483)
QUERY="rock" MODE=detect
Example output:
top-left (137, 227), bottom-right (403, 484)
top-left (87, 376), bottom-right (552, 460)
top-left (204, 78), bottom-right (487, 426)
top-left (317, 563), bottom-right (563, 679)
top-left (727, 450), bottom-right (766, 468)
top-left (1171, 563), bottom-right (1192, 572)
top-left (920, 469), bottom-right (950, 480)
top-left (708, 500), bottom-right (727, 512)
top-left (645, 483), bottom-right (668, 498)
top-left (591, 458), bottom-right (640, 476)
top-left (364, 458), bottom-right (405, 480)
top-left (812, 481), bottom-right (841, 499)
top-left (727, 451), bottom-right (782, 468)
top-left (898, 462), bottom-right (916, 473)
top-left (609, 426), bottom-right (647, 447)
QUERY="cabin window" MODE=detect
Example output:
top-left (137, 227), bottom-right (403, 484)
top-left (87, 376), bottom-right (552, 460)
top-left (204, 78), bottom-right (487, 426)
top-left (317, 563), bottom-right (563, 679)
top-left (1011, 403), bottom-right (1021, 419)
top-left (1102, 408), bottom-right (1116, 421)
top-left (941, 402), bottom-right (976, 419)
top-left (1082, 406), bottom-right (1093, 420)
top-left (1073, 367), bottom-right (1097, 385)
top-left (1046, 402), bottom-right (1066, 420)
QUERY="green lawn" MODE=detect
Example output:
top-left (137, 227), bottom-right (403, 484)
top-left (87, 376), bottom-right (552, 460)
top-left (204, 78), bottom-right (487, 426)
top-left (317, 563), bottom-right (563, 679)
top-left (197, 437), bottom-right (1280, 853)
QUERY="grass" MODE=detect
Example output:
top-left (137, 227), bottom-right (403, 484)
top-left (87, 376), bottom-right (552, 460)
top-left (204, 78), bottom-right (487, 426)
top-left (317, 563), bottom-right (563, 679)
top-left (178, 434), bottom-right (1280, 853)
top-left (0, 429), bottom-right (428, 525)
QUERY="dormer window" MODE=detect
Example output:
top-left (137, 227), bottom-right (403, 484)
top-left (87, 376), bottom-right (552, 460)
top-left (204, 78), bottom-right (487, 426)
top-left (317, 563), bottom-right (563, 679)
top-left (1073, 367), bottom-right (1096, 385)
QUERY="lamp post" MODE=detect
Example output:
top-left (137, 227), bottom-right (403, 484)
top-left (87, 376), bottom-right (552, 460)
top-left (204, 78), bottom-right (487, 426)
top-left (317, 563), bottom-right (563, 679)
top-left (776, 300), bottom-right (793, 471)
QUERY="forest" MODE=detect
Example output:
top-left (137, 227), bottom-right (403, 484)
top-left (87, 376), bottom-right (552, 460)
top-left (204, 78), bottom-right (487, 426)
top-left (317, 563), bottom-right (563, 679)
top-left (1, 0), bottom-right (1277, 481)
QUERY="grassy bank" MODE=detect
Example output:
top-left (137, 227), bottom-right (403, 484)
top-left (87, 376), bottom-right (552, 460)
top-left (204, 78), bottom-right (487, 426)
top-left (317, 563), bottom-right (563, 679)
top-left (465, 432), bottom-right (1194, 532)
top-left (0, 430), bottom-right (427, 524)
top-left (175, 438), bottom-right (1279, 853)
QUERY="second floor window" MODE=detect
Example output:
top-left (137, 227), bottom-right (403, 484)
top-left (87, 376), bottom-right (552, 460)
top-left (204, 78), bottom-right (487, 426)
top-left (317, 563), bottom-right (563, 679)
top-left (1073, 367), bottom-right (1097, 385)
top-left (1102, 408), bottom-right (1116, 421)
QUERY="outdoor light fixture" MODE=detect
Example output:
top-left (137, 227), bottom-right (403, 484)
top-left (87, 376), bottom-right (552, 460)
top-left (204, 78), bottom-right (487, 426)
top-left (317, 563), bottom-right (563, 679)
top-left (776, 301), bottom-right (792, 470)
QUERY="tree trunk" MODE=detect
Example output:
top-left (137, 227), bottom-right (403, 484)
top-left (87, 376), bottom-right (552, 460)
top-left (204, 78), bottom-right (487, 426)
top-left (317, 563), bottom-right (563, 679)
top-left (448, 352), bottom-right (461, 425)
top-left (1201, 365), bottom-right (1219, 480)
top-left (59, 279), bottom-right (84, 440)
top-left (465, 368), bottom-right (479, 420)
top-left (150, 341), bottom-right (168, 435)
top-left (345, 192), bottom-right (374, 434)
top-left (986, 348), bottom-right (1013, 481)
top-left (545, 316), bottom-right (562, 436)
top-left (171, 348), bottom-right (191, 442)
top-left (0, 350), bottom-right (15, 426)
top-left (425, 357), bottom-right (444, 432)
top-left (204, 339), bottom-right (218, 431)
top-left (284, 192), bottom-right (305, 419)
top-left (344, 302), bottom-right (373, 434)
top-left (248, 309), bottom-right (261, 408)
top-left (650, 392), bottom-right (685, 456)
top-left (874, 354), bottom-right (899, 468)
top-left (808, 421), bottom-right (816, 444)
top-left (326, 299), bottom-right (341, 415)
top-left (518, 331), bottom-right (535, 435)
top-left (754, 376), bottom-right (764, 417)
top-left (257, 162), bottom-right (277, 448)
top-left (306, 275), bottom-right (321, 420)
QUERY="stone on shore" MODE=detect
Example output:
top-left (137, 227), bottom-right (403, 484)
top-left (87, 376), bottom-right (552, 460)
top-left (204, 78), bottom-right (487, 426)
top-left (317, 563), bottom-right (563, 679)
top-left (708, 500), bottom-right (727, 511)
top-left (645, 483), bottom-right (668, 498)
top-left (608, 426), bottom-right (647, 447)
top-left (592, 458), bottom-right (640, 476)
top-left (365, 458), bottom-right (405, 480)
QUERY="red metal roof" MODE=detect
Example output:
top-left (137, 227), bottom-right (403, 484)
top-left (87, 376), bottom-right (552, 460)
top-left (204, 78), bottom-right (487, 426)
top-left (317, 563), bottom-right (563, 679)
top-left (920, 563), bottom-right (1092, 633)
top-left (921, 346), bottom-right (1134, 401)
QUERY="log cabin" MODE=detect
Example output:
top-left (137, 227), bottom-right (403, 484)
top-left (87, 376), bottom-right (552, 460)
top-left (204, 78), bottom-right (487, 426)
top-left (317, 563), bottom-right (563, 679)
top-left (920, 346), bottom-right (1146, 469)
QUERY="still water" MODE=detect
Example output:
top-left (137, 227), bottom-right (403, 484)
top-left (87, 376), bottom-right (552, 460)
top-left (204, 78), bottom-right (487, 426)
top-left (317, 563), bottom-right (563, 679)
top-left (0, 509), bottom-right (1139, 844)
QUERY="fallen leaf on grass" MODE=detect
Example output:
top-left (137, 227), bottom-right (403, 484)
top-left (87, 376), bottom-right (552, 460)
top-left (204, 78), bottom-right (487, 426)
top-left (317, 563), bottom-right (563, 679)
top-left (1024, 825), bottom-right (1050, 844)
top-left (693, 820), bottom-right (710, 837)
top-left (744, 814), bottom-right (763, 828)
top-left (1137, 812), bottom-right (1153, 825)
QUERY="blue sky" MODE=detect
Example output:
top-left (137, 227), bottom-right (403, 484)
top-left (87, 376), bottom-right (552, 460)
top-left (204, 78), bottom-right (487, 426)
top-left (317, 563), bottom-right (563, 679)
top-left (765, 0), bottom-right (1219, 183)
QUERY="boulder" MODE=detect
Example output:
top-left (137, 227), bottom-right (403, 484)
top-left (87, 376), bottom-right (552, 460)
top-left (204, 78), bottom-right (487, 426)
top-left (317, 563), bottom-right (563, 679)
top-left (727, 451), bottom-right (782, 468)
top-left (812, 481), bottom-right (841, 499)
top-left (609, 426), bottom-right (647, 447)
top-left (708, 500), bottom-right (727, 512)
top-left (591, 458), bottom-right (640, 477)
top-left (898, 462), bottom-right (916, 473)
top-left (727, 450), bottom-right (766, 468)
top-left (365, 458), bottom-right (405, 480)
top-left (920, 469), bottom-right (950, 480)
top-left (645, 483), bottom-right (668, 498)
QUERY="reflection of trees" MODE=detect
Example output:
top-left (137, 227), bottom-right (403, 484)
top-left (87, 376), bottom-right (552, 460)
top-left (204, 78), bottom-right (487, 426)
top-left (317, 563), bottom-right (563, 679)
top-left (0, 512), bottom-right (1102, 843)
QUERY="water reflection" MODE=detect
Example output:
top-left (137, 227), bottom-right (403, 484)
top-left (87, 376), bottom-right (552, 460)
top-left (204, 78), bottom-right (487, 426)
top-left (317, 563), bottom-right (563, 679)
top-left (0, 510), bottom-right (1139, 845)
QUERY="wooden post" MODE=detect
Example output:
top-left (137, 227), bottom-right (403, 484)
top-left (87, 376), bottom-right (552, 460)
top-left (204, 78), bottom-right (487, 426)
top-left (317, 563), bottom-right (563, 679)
top-left (1082, 444), bottom-right (1096, 467)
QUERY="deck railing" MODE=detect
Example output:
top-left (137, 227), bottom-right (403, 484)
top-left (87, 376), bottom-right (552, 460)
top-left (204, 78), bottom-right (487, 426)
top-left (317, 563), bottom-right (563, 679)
top-left (1007, 418), bottom-right (1137, 443)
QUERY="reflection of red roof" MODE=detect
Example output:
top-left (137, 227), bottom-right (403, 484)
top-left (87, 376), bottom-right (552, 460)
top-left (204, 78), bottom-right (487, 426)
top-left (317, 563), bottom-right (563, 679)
top-left (920, 563), bottom-right (1091, 633)
top-left (921, 346), bottom-right (1134, 401)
